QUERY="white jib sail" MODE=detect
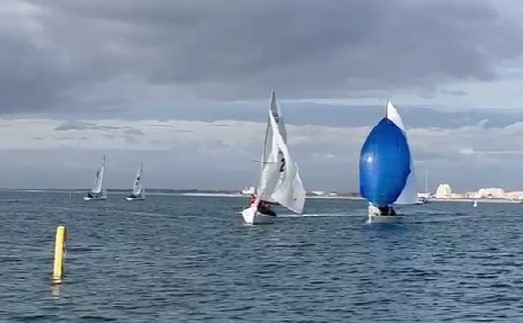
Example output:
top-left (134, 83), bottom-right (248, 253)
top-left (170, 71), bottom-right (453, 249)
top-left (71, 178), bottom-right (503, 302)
top-left (268, 110), bottom-right (306, 214)
top-left (386, 100), bottom-right (419, 204)
top-left (132, 164), bottom-right (143, 196)
top-left (91, 156), bottom-right (105, 194)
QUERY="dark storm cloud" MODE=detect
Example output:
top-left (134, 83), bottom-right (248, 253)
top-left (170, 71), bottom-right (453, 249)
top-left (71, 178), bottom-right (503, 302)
top-left (0, 0), bottom-right (521, 112)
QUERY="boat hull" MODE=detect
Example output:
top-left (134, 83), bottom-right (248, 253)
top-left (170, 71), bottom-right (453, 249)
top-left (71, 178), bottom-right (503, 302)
top-left (241, 206), bottom-right (276, 225)
top-left (83, 196), bottom-right (107, 201)
top-left (368, 214), bottom-right (402, 224)
top-left (126, 196), bottom-right (144, 201)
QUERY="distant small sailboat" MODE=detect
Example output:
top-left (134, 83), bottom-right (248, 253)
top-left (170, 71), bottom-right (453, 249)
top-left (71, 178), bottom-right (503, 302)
top-left (421, 170), bottom-right (431, 204)
top-left (84, 156), bottom-right (107, 201)
top-left (360, 101), bottom-right (418, 224)
top-left (126, 164), bottom-right (145, 201)
top-left (241, 91), bottom-right (306, 225)
top-left (473, 200), bottom-right (478, 207)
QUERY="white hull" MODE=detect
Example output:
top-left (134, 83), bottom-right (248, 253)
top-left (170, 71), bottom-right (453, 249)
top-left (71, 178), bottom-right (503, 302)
top-left (368, 214), bottom-right (402, 224)
top-left (241, 205), bottom-right (276, 225)
top-left (126, 196), bottom-right (145, 201)
top-left (83, 196), bottom-right (107, 201)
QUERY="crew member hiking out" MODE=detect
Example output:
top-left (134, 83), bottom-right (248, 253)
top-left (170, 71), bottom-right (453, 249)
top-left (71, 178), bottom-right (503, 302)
top-left (249, 193), bottom-right (276, 216)
top-left (378, 205), bottom-right (396, 216)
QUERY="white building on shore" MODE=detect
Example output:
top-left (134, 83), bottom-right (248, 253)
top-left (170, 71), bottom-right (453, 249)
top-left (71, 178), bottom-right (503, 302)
top-left (241, 186), bottom-right (255, 195)
top-left (435, 183), bottom-right (452, 198)
top-left (477, 187), bottom-right (505, 199)
top-left (436, 184), bottom-right (523, 200)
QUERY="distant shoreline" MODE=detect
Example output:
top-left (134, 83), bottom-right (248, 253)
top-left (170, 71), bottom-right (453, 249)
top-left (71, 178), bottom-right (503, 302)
top-left (7, 188), bottom-right (363, 199)
top-left (429, 198), bottom-right (522, 204)
top-left (7, 189), bottom-right (522, 203)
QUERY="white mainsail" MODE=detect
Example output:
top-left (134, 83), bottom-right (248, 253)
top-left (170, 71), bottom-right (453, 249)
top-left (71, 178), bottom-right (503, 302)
top-left (90, 156), bottom-right (105, 194)
top-left (268, 110), bottom-right (306, 213)
top-left (270, 90), bottom-right (287, 142)
top-left (131, 164), bottom-right (144, 196)
top-left (386, 101), bottom-right (419, 204)
top-left (253, 91), bottom-right (305, 213)
top-left (257, 91), bottom-right (287, 202)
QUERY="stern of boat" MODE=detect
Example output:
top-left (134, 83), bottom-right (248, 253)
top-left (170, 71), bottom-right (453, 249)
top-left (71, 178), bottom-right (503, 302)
top-left (241, 205), bottom-right (275, 225)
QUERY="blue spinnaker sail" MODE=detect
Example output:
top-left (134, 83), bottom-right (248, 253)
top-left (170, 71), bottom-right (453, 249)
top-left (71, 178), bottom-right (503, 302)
top-left (359, 118), bottom-right (411, 206)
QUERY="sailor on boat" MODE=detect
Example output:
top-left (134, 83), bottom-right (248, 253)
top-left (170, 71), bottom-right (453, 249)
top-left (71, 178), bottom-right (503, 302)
top-left (369, 203), bottom-right (397, 216)
top-left (86, 191), bottom-right (103, 199)
top-left (249, 194), bottom-right (277, 217)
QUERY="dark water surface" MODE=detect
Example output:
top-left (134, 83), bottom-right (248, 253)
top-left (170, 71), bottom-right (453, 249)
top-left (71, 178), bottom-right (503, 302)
top-left (1, 191), bottom-right (523, 322)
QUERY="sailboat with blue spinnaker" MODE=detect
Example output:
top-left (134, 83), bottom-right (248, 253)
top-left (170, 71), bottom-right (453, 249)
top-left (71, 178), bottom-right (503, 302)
top-left (359, 101), bottom-right (419, 223)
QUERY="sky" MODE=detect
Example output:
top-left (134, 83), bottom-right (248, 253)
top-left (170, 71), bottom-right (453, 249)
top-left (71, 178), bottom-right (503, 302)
top-left (2, 0), bottom-right (523, 192)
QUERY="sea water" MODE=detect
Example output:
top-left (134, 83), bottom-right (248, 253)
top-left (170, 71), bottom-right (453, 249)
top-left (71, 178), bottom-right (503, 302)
top-left (1, 191), bottom-right (522, 322)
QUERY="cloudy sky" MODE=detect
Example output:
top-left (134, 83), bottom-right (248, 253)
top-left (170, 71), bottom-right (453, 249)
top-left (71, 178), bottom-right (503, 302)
top-left (2, 0), bottom-right (523, 192)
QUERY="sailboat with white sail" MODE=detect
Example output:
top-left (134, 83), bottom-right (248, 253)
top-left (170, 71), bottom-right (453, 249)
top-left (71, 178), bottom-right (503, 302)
top-left (126, 164), bottom-right (145, 201)
top-left (241, 91), bottom-right (306, 225)
top-left (418, 170), bottom-right (430, 204)
top-left (84, 156), bottom-right (107, 201)
top-left (359, 101), bottom-right (418, 223)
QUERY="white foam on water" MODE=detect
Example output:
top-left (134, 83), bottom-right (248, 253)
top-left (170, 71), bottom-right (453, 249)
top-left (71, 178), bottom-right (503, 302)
top-left (278, 212), bottom-right (359, 218)
top-left (180, 193), bottom-right (243, 197)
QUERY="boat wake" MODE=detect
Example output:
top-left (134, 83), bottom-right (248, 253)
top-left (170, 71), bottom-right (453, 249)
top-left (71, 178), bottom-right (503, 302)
top-left (279, 212), bottom-right (359, 218)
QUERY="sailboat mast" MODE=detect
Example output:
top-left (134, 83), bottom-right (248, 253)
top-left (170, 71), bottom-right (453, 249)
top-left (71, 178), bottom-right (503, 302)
top-left (100, 156), bottom-right (105, 190)
top-left (425, 170), bottom-right (429, 193)
top-left (256, 92), bottom-right (274, 192)
top-left (425, 169), bottom-right (429, 193)
top-left (260, 113), bottom-right (271, 174)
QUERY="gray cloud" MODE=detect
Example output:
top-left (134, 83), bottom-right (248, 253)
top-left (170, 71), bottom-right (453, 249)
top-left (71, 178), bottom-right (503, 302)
top-left (54, 120), bottom-right (143, 135)
top-left (54, 120), bottom-right (96, 131)
top-left (0, 0), bottom-right (520, 113)
top-left (2, 1), bottom-right (523, 192)
top-left (3, 120), bottom-right (523, 192)
top-left (1, 116), bottom-right (523, 191)
top-left (45, 102), bottom-right (523, 131)
top-left (441, 89), bottom-right (467, 96)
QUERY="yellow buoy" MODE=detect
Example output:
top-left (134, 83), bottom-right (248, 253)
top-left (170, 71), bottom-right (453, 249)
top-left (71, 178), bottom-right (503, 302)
top-left (52, 226), bottom-right (67, 283)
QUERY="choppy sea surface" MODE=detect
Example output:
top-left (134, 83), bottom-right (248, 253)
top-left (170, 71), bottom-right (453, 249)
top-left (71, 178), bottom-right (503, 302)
top-left (1, 191), bottom-right (523, 322)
